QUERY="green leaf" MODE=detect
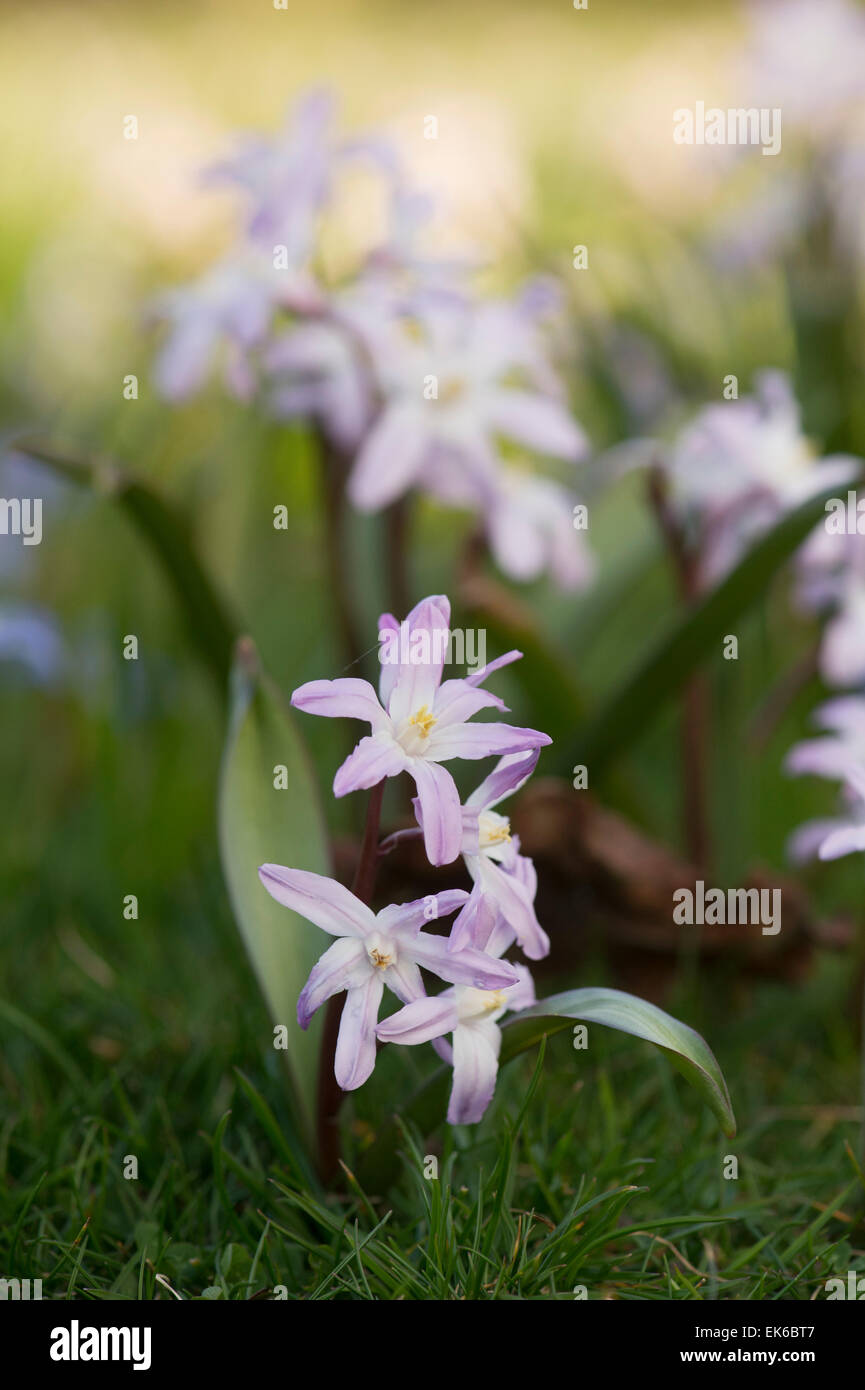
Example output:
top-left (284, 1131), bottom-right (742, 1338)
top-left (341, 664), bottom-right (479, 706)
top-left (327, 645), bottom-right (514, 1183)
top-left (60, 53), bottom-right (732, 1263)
top-left (358, 985), bottom-right (733, 1189)
top-left (571, 471), bottom-right (862, 773)
top-left (15, 437), bottom-right (238, 693)
top-left (218, 637), bottom-right (331, 1153)
top-left (505, 987), bottom-right (735, 1138)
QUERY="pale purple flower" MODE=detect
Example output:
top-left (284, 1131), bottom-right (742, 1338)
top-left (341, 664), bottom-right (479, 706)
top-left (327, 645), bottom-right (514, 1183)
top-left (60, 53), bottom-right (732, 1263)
top-left (795, 530), bottom-right (865, 688)
top-left (206, 88), bottom-right (337, 257)
top-left (785, 696), bottom-right (865, 780)
top-left (816, 763), bottom-right (865, 861)
top-left (376, 918), bottom-right (535, 1124)
top-left (152, 254), bottom-right (321, 402)
top-left (485, 468), bottom-right (594, 591)
top-left (785, 697), bottom-right (865, 863)
top-left (291, 594), bottom-right (552, 867)
top-left (346, 290), bottom-right (588, 514)
top-left (415, 749), bottom-right (549, 961)
top-left (743, 0), bottom-right (865, 136)
top-left (667, 371), bottom-right (855, 587)
top-left (258, 866), bottom-right (517, 1090)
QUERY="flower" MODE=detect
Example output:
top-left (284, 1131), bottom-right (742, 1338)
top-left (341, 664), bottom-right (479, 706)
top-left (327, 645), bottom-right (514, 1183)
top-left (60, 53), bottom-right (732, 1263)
top-left (258, 866), bottom-right (518, 1091)
top-left (291, 594), bottom-right (552, 866)
top-left (785, 698), bottom-right (865, 862)
top-left (816, 763), bottom-right (865, 861)
top-left (794, 529), bottom-right (865, 688)
top-left (666, 371), bottom-right (855, 588)
top-left (414, 749), bottom-right (550, 961)
top-left (376, 918), bottom-right (535, 1124)
top-left (346, 289), bottom-right (588, 514)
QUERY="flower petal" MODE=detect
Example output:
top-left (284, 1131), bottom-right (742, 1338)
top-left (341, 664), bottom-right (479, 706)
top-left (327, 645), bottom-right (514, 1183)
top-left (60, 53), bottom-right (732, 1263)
top-left (376, 994), bottom-right (460, 1045)
top-left (297, 936), bottom-right (368, 1028)
top-left (465, 749), bottom-right (540, 811)
top-left (258, 864), bottom-right (375, 937)
top-left (411, 933), bottom-right (518, 989)
top-left (378, 890), bottom-right (469, 937)
top-left (334, 974), bottom-right (385, 1090)
top-left (485, 388), bottom-right (589, 461)
top-left (333, 732), bottom-right (408, 797)
top-left (291, 678), bottom-right (389, 731)
top-left (448, 1019), bottom-right (501, 1124)
top-left (348, 402), bottom-right (429, 512)
top-left (818, 823), bottom-right (865, 861)
top-left (386, 595), bottom-right (452, 725)
top-left (408, 758), bottom-right (463, 865)
top-left (426, 721), bottom-right (551, 762)
top-left (477, 857), bottom-right (550, 960)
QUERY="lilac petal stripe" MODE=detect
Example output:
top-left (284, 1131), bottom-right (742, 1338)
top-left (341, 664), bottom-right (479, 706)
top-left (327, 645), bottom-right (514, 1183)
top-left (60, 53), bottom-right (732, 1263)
top-left (409, 759), bottom-right (463, 865)
top-left (333, 733), bottom-right (408, 797)
top-left (291, 677), bottom-right (389, 730)
top-left (376, 994), bottom-right (459, 1045)
top-left (297, 936), bottom-right (367, 1027)
top-left (258, 864), bottom-right (375, 937)
top-left (465, 749), bottom-right (540, 810)
top-left (448, 1021), bottom-right (501, 1124)
top-left (334, 974), bottom-right (385, 1090)
top-left (427, 721), bottom-right (552, 762)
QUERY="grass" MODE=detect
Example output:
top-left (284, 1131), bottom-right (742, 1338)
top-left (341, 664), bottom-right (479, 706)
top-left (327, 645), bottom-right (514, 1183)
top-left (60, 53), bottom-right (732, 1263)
top-left (2, 842), bottom-right (863, 1300)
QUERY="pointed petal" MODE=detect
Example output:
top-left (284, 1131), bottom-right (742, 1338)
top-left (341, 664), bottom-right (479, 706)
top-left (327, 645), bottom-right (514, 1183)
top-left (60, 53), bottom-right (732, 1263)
top-left (297, 937), bottom-right (368, 1028)
top-left (448, 1019), bottom-right (501, 1124)
top-left (477, 857), bottom-right (550, 960)
top-left (387, 595), bottom-right (451, 725)
top-left (485, 388), bottom-right (588, 461)
top-left (448, 883), bottom-right (499, 954)
top-left (818, 823), bottom-right (865, 861)
top-left (333, 732), bottom-right (408, 797)
top-left (465, 749), bottom-right (540, 810)
top-left (376, 994), bottom-right (460, 1045)
top-left (410, 933), bottom-right (518, 989)
top-left (409, 759), bottom-right (463, 865)
top-left (291, 678), bottom-right (389, 731)
top-left (426, 721), bottom-right (551, 762)
top-left (377, 890), bottom-right (469, 936)
top-left (334, 974), bottom-right (385, 1090)
top-left (348, 402), bottom-right (429, 512)
top-left (465, 650), bottom-right (522, 687)
top-left (258, 864), bottom-right (375, 937)
top-left (432, 680), bottom-right (507, 728)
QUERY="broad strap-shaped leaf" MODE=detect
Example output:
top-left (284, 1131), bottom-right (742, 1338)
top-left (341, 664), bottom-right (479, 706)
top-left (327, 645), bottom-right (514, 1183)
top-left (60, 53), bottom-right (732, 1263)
top-left (358, 984), bottom-right (734, 1188)
top-left (571, 471), bottom-right (862, 773)
top-left (504, 987), bottom-right (735, 1137)
top-left (219, 637), bottom-right (331, 1152)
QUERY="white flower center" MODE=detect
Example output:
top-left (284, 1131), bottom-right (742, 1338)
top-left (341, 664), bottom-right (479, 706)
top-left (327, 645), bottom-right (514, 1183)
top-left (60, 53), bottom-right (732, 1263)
top-left (456, 987), bottom-right (507, 1022)
top-left (478, 811), bottom-right (512, 859)
top-left (397, 705), bottom-right (437, 757)
top-left (366, 932), bottom-right (396, 970)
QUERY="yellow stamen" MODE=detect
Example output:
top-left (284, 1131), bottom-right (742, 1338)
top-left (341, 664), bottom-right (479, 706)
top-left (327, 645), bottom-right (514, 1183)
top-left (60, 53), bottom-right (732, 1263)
top-left (370, 949), bottom-right (392, 969)
top-left (409, 705), bottom-right (436, 738)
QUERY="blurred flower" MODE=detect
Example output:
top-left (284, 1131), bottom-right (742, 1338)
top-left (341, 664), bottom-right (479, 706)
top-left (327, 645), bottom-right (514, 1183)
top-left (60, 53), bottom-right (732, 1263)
top-left (257, 867), bottom-right (516, 1090)
top-left (666, 371), bottom-right (855, 586)
top-left (784, 697), bottom-right (865, 861)
top-left (815, 763), bottom-right (865, 861)
top-left (376, 917), bottom-right (534, 1124)
top-left (743, 0), bottom-right (865, 136)
top-left (347, 287), bottom-right (587, 513)
top-left (291, 594), bottom-right (551, 866)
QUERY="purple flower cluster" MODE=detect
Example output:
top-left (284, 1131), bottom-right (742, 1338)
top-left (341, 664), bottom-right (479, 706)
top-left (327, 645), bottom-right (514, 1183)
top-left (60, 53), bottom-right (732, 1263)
top-left (153, 89), bottom-right (593, 591)
top-left (259, 593), bottom-right (551, 1124)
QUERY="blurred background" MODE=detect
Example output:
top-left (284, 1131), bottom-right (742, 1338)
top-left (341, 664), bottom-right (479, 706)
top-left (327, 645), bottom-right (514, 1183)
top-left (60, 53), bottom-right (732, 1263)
top-left (3, 0), bottom-right (865, 1297)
